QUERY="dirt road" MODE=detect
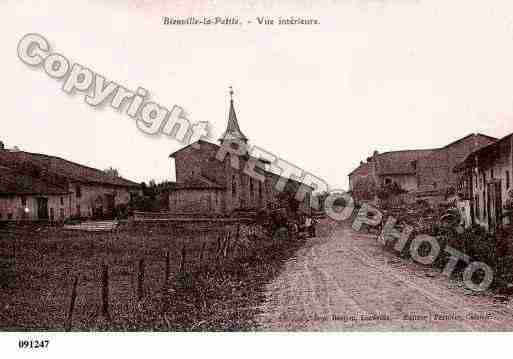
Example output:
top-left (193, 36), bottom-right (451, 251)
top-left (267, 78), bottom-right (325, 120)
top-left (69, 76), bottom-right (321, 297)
top-left (256, 223), bottom-right (513, 331)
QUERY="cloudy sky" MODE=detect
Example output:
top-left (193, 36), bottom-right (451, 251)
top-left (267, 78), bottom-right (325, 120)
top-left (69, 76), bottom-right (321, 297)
top-left (2, 0), bottom-right (513, 189)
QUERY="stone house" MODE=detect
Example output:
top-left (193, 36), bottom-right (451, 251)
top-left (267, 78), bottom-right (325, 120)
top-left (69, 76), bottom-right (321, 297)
top-left (348, 133), bottom-right (497, 205)
top-left (454, 133), bottom-right (513, 233)
top-left (0, 146), bottom-right (141, 221)
top-left (168, 92), bottom-right (313, 216)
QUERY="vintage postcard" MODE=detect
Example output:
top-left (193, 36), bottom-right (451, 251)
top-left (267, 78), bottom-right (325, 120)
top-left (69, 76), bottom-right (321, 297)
top-left (2, 0), bottom-right (513, 357)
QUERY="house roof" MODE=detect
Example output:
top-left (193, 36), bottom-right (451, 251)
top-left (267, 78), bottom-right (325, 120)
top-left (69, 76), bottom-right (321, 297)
top-left (0, 150), bottom-right (140, 188)
top-left (442, 133), bottom-right (498, 149)
top-left (0, 166), bottom-right (69, 195)
top-left (348, 161), bottom-right (372, 177)
top-left (349, 133), bottom-right (498, 178)
top-left (454, 133), bottom-right (512, 172)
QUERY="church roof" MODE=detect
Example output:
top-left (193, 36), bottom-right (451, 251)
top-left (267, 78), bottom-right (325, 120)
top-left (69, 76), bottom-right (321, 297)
top-left (219, 90), bottom-right (248, 143)
top-left (169, 140), bottom-right (315, 191)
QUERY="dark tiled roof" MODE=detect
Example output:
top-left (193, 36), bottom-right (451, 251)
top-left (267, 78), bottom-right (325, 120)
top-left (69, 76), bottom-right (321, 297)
top-left (0, 150), bottom-right (140, 188)
top-left (350, 133), bottom-right (498, 177)
top-left (442, 133), bottom-right (498, 149)
top-left (0, 166), bottom-right (69, 195)
top-left (454, 133), bottom-right (511, 172)
top-left (348, 161), bottom-right (372, 177)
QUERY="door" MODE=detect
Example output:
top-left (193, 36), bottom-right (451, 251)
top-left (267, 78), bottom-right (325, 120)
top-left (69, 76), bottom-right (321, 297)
top-left (93, 195), bottom-right (104, 219)
top-left (37, 197), bottom-right (49, 220)
top-left (105, 193), bottom-right (116, 219)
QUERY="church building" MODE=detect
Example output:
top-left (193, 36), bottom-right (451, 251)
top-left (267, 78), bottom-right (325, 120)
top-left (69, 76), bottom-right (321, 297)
top-left (168, 90), bottom-right (313, 215)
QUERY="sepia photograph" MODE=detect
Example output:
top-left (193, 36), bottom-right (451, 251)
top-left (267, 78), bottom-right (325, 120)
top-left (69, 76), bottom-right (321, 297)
top-left (2, 0), bottom-right (513, 357)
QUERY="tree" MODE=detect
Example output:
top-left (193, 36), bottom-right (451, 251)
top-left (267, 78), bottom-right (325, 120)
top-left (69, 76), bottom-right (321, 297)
top-left (104, 167), bottom-right (120, 177)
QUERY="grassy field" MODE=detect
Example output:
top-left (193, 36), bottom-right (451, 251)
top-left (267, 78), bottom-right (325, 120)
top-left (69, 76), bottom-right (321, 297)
top-left (0, 219), bottom-right (333, 331)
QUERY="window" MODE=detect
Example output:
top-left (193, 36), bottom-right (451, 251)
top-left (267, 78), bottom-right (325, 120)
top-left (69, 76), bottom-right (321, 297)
top-left (250, 178), bottom-right (254, 198)
top-left (60, 197), bottom-right (64, 205)
top-left (7, 213), bottom-right (12, 220)
top-left (433, 182), bottom-right (437, 189)
top-left (259, 181), bottom-right (263, 200)
top-left (21, 196), bottom-right (27, 206)
top-left (491, 169), bottom-right (494, 179)
top-left (384, 178), bottom-right (392, 185)
top-left (76, 204), bottom-right (81, 217)
top-left (507, 171), bottom-right (510, 189)
top-left (76, 185), bottom-right (82, 198)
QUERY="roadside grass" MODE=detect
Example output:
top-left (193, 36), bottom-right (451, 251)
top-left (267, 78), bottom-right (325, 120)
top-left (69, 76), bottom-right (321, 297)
top-left (0, 219), bottom-right (330, 330)
top-left (157, 239), bottom-right (305, 331)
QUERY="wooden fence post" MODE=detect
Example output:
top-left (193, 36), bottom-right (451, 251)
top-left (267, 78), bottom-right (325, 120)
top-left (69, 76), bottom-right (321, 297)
top-left (223, 234), bottom-right (230, 258)
top-left (216, 236), bottom-right (221, 256)
top-left (223, 239), bottom-right (228, 258)
top-left (236, 223), bottom-right (241, 241)
top-left (199, 242), bottom-right (206, 262)
top-left (238, 243), bottom-right (245, 259)
top-left (11, 240), bottom-right (16, 269)
top-left (180, 245), bottom-right (186, 273)
top-left (164, 251), bottom-right (170, 285)
top-left (101, 263), bottom-right (110, 319)
top-left (137, 258), bottom-right (145, 301)
top-left (65, 275), bottom-right (78, 331)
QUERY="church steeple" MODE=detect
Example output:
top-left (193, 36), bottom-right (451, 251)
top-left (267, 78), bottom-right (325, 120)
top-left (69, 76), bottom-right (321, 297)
top-left (219, 87), bottom-right (248, 144)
